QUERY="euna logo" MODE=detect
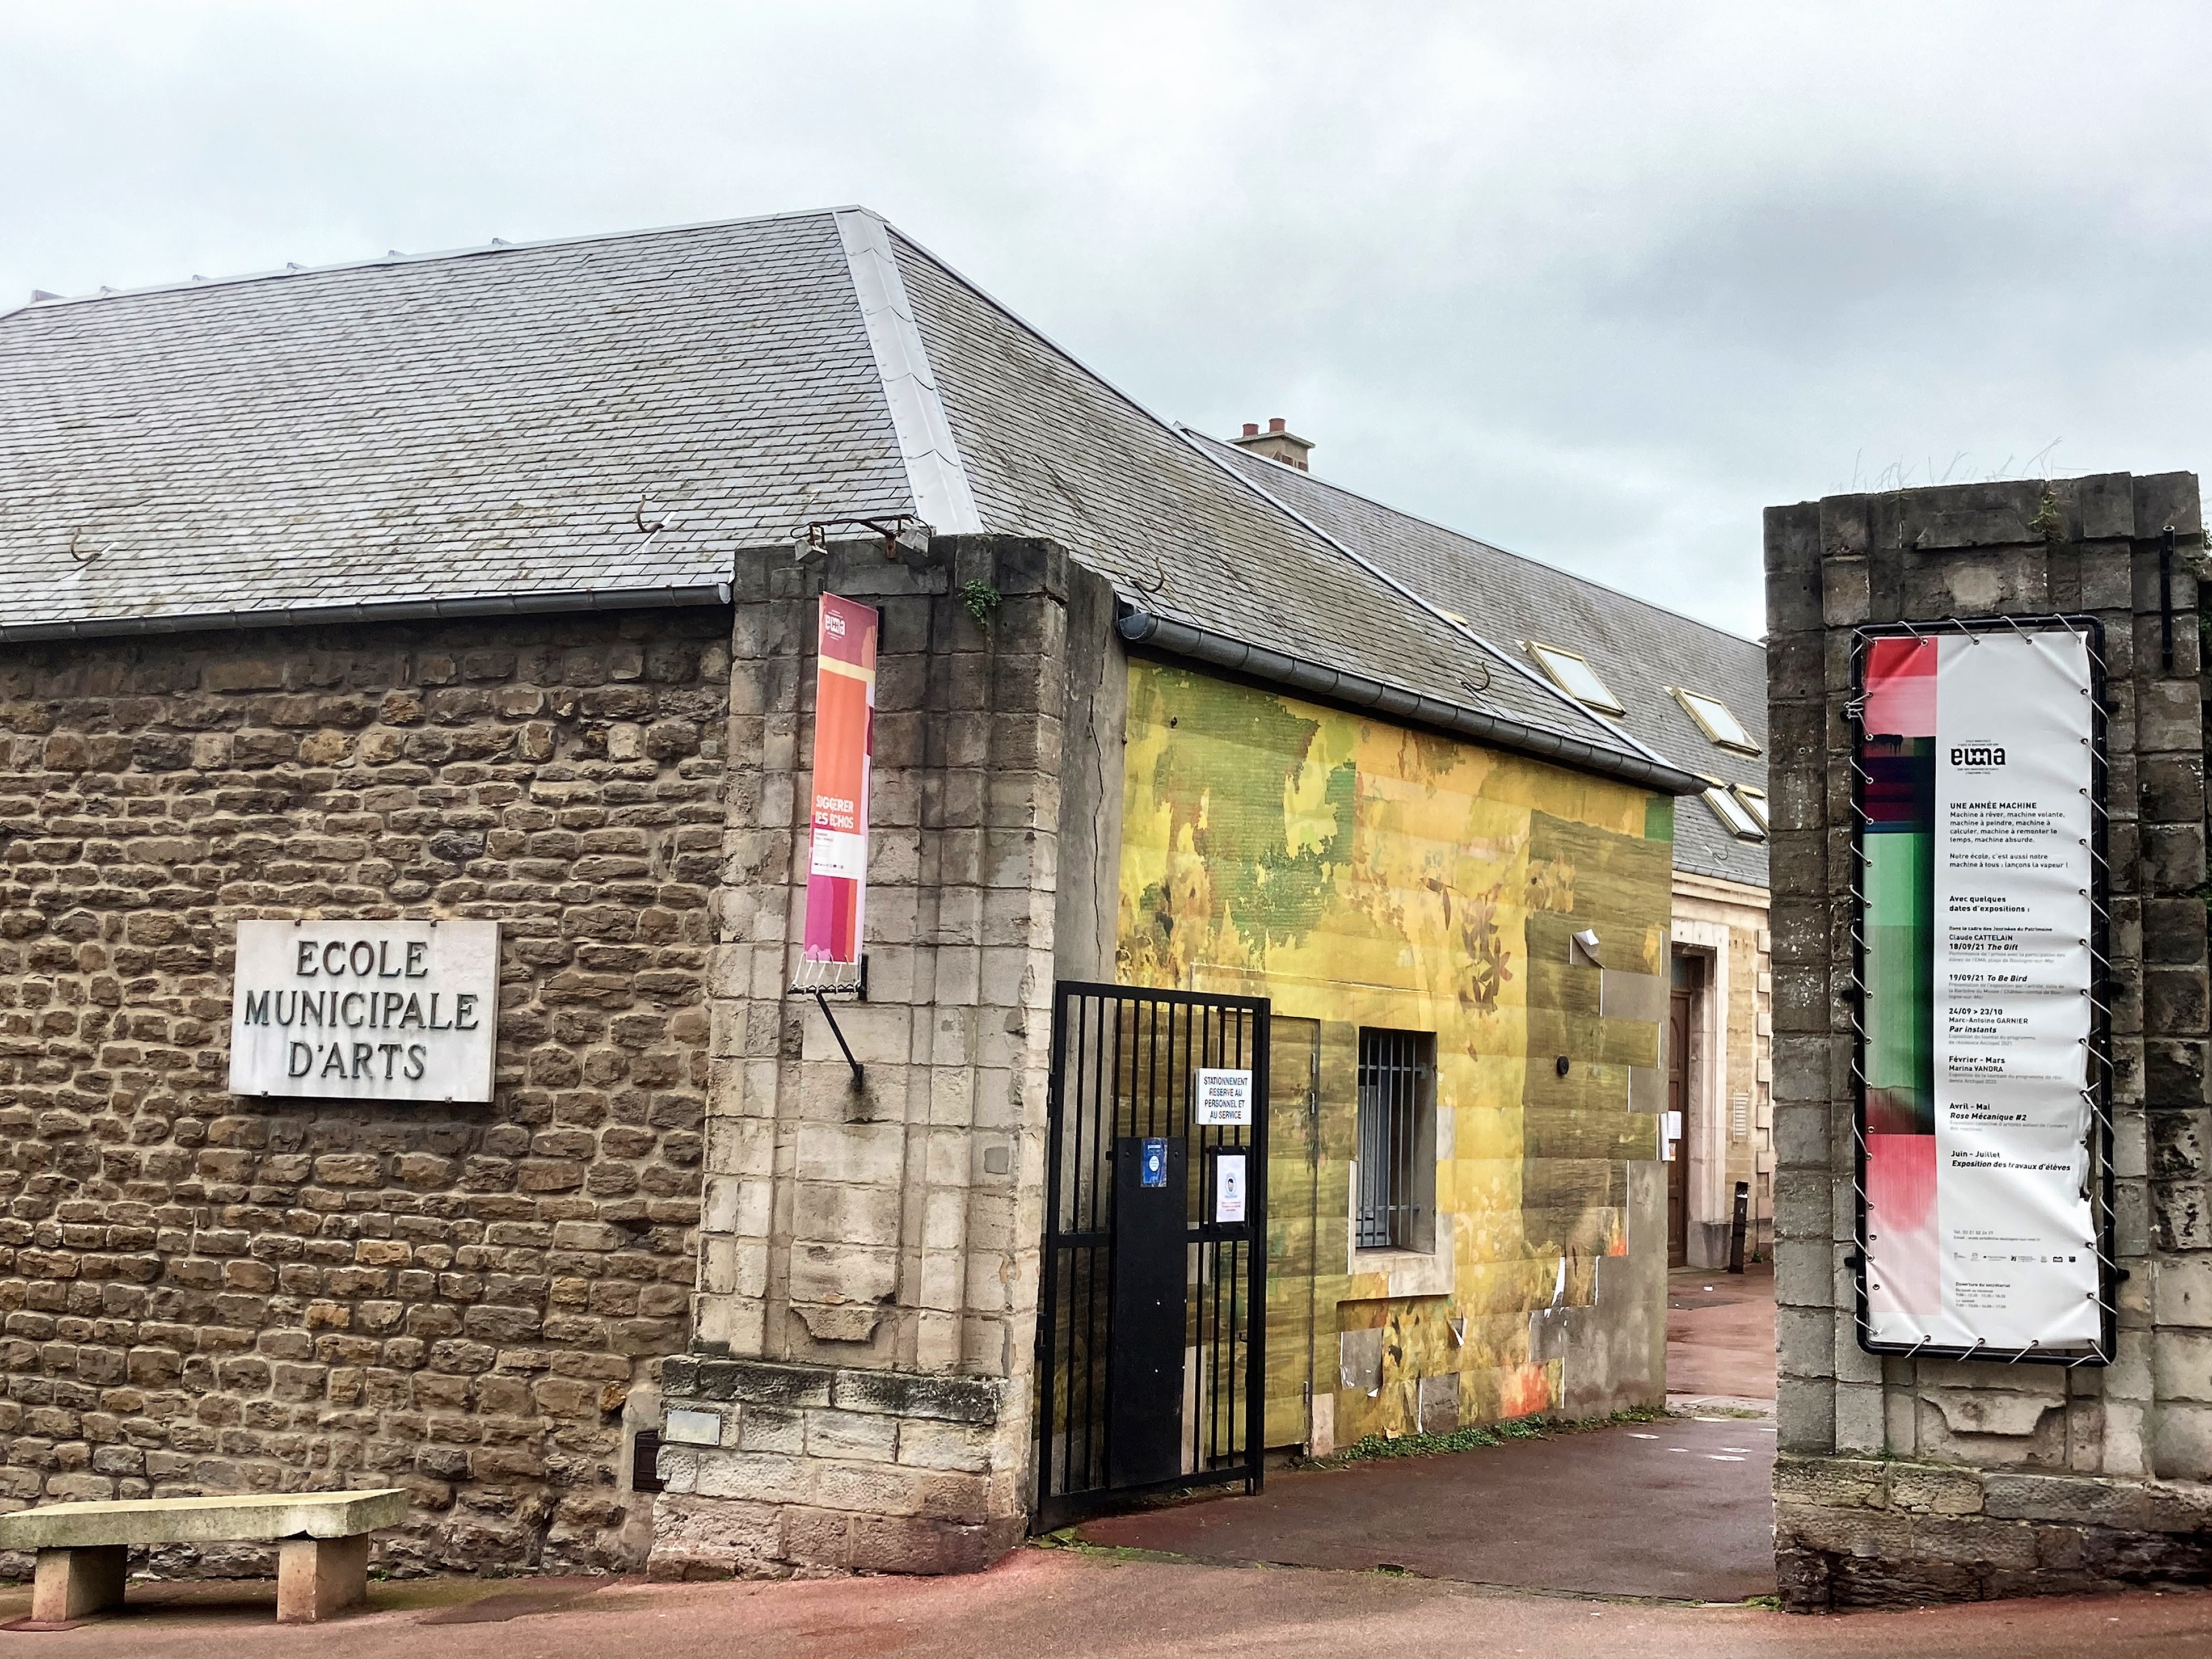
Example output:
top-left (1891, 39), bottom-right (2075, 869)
top-left (825, 611), bottom-right (848, 639)
top-left (1950, 744), bottom-right (2006, 767)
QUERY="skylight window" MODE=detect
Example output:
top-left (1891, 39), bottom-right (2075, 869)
top-left (1526, 641), bottom-right (1624, 715)
top-left (1734, 786), bottom-right (1769, 832)
top-left (1672, 687), bottom-right (1760, 754)
top-left (1703, 782), bottom-right (1765, 841)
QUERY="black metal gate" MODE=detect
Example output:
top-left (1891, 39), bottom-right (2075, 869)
top-left (1033, 982), bottom-right (1269, 1530)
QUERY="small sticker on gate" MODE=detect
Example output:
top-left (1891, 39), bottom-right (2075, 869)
top-left (1140, 1138), bottom-right (1169, 1188)
top-left (1195, 1067), bottom-right (1254, 1126)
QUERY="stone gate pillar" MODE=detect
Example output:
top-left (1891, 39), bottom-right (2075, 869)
top-left (649, 534), bottom-right (1109, 1577)
top-left (1766, 473), bottom-right (2210, 1607)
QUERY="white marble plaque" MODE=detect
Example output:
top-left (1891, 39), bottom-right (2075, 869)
top-left (227, 920), bottom-right (501, 1102)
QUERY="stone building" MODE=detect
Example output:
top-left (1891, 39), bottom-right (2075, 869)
top-left (1766, 471), bottom-right (2211, 1607)
top-left (0, 206), bottom-right (1730, 1581)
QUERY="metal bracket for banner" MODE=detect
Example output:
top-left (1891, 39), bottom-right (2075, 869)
top-left (791, 957), bottom-right (869, 1087)
top-left (795, 515), bottom-right (929, 563)
top-left (1846, 614), bottom-right (2117, 1370)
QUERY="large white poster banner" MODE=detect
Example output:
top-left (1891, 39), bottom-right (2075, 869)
top-left (1921, 631), bottom-right (2098, 1349)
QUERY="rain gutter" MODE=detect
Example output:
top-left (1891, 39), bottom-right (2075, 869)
top-left (0, 582), bottom-right (734, 643)
top-left (1116, 607), bottom-right (1707, 798)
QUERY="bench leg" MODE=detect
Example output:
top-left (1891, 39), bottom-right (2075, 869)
top-left (276, 1534), bottom-right (370, 1623)
top-left (32, 1546), bottom-right (128, 1622)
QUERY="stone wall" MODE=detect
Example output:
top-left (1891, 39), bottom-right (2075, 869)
top-left (1765, 472), bottom-right (2209, 1609)
top-left (0, 608), bottom-right (728, 1577)
top-left (654, 536), bottom-right (1109, 1577)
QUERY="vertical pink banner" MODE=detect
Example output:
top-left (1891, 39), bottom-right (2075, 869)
top-left (802, 594), bottom-right (879, 967)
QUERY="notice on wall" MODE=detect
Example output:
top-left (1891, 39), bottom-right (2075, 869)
top-left (1195, 1068), bottom-right (1254, 1126)
top-left (800, 593), bottom-right (879, 975)
top-left (228, 920), bottom-right (501, 1102)
top-left (1860, 628), bottom-right (2101, 1353)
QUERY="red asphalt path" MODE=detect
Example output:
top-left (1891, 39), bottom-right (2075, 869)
top-left (4, 1551), bottom-right (2210, 1658)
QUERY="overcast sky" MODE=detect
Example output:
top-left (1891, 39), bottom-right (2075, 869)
top-left (7, 4), bottom-right (2211, 640)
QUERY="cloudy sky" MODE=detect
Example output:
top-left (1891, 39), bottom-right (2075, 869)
top-left (6, 4), bottom-right (2209, 639)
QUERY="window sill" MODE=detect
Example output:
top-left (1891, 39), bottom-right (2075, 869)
top-left (1347, 1219), bottom-right (1456, 1298)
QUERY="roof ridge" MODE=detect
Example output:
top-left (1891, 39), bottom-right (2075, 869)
top-left (833, 210), bottom-right (981, 536)
top-left (1172, 426), bottom-right (1666, 770)
top-left (874, 226), bottom-right (1657, 768)
top-left (3, 204), bottom-right (865, 319)
top-left (880, 228), bottom-right (1664, 765)
top-left (873, 220), bottom-right (1201, 460)
top-left (1186, 427), bottom-right (1764, 652)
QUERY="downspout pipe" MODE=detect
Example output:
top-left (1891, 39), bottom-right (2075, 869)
top-left (1118, 607), bottom-right (1707, 799)
top-left (0, 581), bottom-right (734, 644)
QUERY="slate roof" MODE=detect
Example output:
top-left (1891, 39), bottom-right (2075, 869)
top-left (886, 231), bottom-right (1649, 756)
top-left (0, 211), bottom-right (910, 629)
top-left (0, 206), bottom-right (1677, 792)
top-left (1195, 433), bottom-right (1770, 889)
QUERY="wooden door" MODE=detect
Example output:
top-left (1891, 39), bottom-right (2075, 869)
top-left (1667, 988), bottom-right (1692, 1268)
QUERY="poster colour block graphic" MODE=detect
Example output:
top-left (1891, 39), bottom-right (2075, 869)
top-left (1860, 628), bottom-right (2101, 1352)
top-left (803, 594), bottom-right (879, 968)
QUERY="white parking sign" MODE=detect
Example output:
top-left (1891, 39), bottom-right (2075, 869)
top-left (1195, 1067), bottom-right (1254, 1126)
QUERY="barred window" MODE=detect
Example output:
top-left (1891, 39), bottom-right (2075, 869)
top-left (1356, 1028), bottom-right (1436, 1252)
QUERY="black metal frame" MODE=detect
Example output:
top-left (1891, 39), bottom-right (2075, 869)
top-left (1033, 981), bottom-right (1270, 1531)
top-left (1847, 614), bottom-right (2116, 1366)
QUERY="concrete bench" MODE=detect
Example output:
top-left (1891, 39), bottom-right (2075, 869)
top-left (0, 1489), bottom-right (407, 1624)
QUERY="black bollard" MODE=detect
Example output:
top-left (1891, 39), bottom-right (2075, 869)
top-left (1728, 1180), bottom-right (1750, 1274)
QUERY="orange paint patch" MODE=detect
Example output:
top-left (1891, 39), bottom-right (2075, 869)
top-left (1498, 1362), bottom-right (1553, 1419)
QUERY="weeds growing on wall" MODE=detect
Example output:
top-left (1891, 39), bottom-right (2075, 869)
top-left (960, 579), bottom-right (1001, 628)
top-left (1306, 1405), bottom-right (1668, 1467)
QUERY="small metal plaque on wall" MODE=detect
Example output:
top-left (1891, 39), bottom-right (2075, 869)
top-left (228, 920), bottom-right (502, 1102)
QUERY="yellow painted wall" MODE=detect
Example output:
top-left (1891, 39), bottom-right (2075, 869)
top-left (1116, 660), bottom-right (1673, 1450)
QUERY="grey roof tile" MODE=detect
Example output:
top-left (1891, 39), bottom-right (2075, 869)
top-left (0, 212), bottom-right (912, 626)
top-left (1, 205), bottom-right (1664, 790)
top-left (1197, 434), bottom-right (1769, 890)
top-left (887, 232), bottom-right (1651, 765)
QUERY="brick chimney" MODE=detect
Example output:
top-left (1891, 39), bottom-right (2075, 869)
top-left (1228, 415), bottom-right (1313, 471)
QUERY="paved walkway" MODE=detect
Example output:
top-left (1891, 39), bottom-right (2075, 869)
top-left (1064, 1260), bottom-right (1782, 1601)
top-left (4, 1552), bottom-right (2209, 1657)
top-left (0, 1264), bottom-right (1828, 1647)
top-left (1073, 1413), bottom-right (1777, 1601)
top-left (1667, 1262), bottom-right (1777, 1405)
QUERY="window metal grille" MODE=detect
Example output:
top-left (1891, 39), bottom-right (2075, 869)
top-left (1356, 1028), bottom-right (1433, 1250)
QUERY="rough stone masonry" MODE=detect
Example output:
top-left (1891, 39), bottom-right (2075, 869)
top-left (0, 609), bottom-right (728, 1578)
top-left (0, 528), bottom-right (1119, 1585)
top-left (1765, 473), bottom-right (2212, 1609)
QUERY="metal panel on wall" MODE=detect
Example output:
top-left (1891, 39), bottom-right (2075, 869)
top-left (1851, 616), bottom-right (2114, 1363)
